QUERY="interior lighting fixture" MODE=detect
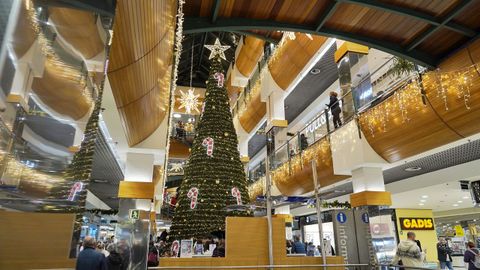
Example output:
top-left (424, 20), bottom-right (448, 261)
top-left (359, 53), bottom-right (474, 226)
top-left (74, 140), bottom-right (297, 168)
top-left (173, 113), bottom-right (181, 119)
top-left (420, 199), bottom-right (426, 203)
top-left (457, 200), bottom-right (463, 203)
top-left (453, 204), bottom-right (459, 207)
top-left (463, 195), bottom-right (470, 199)
top-left (421, 195), bottom-right (429, 199)
top-left (418, 203), bottom-right (424, 206)
top-left (405, 166), bottom-right (422, 172)
top-left (310, 68), bottom-right (321, 75)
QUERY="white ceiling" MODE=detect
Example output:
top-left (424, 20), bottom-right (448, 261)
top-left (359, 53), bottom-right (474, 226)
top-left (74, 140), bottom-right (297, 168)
top-left (391, 180), bottom-right (477, 212)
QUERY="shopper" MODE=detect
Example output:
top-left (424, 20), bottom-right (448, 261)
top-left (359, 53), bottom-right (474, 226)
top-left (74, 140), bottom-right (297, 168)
top-left (326, 91), bottom-right (342, 129)
top-left (306, 242), bottom-right (317, 256)
top-left (194, 239), bottom-right (204, 255)
top-left (291, 235), bottom-right (306, 254)
top-left (300, 134), bottom-right (308, 151)
top-left (76, 236), bottom-right (107, 270)
top-left (105, 244), bottom-right (123, 270)
top-left (97, 242), bottom-right (109, 257)
top-left (464, 241), bottom-right (480, 270)
top-left (212, 239), bottom-right (225, 257)
top-left (147, 242), bottom-right (159, 267)
top-left (392, 232), bottom-right (424, 270)
top-left (437, 238), bottom-right (453, 270)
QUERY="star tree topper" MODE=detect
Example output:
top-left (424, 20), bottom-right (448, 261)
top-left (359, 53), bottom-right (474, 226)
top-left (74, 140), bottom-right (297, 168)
top-left (204, 38), bottom-right (230, 60)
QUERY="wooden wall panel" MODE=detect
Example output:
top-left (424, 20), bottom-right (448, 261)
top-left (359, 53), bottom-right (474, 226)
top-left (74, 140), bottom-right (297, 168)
top-left (358, 83), bottom-right (462, 163)
top-left (169, 138), bottom-right (191, 159)
top-left (238, 90), bottom-right (266, 133)
top-left (160, 217), bottom-right (344, 270)
top-left (273, 138), bottom-right (349, 196)
top-left (424, 39), bottom-right (480, 137)
top-left (236, 36), bottom-right (265, 77)
top-left (0, 212), bottom-right (76, 269)
top-left (49, 7), bottom-right (104, 59)
top-left (269, 34), bottom-right (327, 90)
top-left (108, 0), bottom-right (176, 146)
top-left (32, 56), bottom-right (92, 120)
top-left (12, 0), bottom-right (35, 58)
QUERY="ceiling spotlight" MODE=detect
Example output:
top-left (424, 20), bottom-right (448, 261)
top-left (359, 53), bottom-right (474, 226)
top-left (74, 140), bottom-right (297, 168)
top-left (405, 166), bottom-right (422, 172)
top-left (420, 199), bottom-right (426, 203)
top-left (457, 200), bottom-right (463, 203)
top-left (421, 195), bottom-right (429, 199)
top-left (310, 68), bottom-right (321, 75)
top-left (463, 196), bottom-right (470, 199)
top-left (418, 203), bottom-right (424, 206)
top-left (173, 113), bottom-right (181, 119)
top-left (453, 204), bottom-right (459, 207)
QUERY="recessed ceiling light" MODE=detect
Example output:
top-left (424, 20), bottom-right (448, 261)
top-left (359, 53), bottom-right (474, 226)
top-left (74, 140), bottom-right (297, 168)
top-left (453, 204), bottom-right (459, 207)
top-left (310, 68), bottom-right (321, 75)
top-left (418, 203), bottom-right (424, 206)
top-left (173, 113), bottom-right (181, 118)
top-left (463, 196), bottom-right (470, 199)
top-left (405, 166), bottom-right (422, 172)
top-left (420, 199), bottom-right (426, 203)
top-left (421, 195), bottom-right (429, 199)
top-left (457, 200), bottom-right (463, 203)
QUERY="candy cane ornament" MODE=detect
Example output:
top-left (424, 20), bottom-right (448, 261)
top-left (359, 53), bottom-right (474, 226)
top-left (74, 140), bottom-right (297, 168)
top-left (231, 187), bottom-right (242, 205)
top-left (214, 72), bottom-right (224, 87)
top-left (202, 137), bottom-right (214, 157)
top-left (67, 182), bottom-right (83, 201)
top-left (187, 187), bottom-right (199, 209)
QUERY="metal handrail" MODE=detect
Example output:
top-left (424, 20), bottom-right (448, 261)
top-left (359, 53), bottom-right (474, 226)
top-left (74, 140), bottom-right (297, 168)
top-left (148, 263), bottom-right (438, 269)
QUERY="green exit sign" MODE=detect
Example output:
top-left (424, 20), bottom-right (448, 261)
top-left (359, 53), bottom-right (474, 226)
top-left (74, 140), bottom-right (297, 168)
top-left (129, 209), bottom-right (140, 220)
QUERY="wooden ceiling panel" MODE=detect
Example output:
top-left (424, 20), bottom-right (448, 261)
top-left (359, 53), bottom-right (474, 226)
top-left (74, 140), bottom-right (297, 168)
top-left (238, 90), bottom-right (266, 133)
top-left (452, 3), bottom-right (480, 30)
top-left (377, 0), bottom-right (460, 17)
top-left (108, 0), bottom-right (176, 146)
top-left (416, 29), bottom-right (467, 57)
top-left (12, 0), bottom-right (35, 58)
top-left (269, 34), bottom-right (327, 90)
top-left (49, 7), bottom-right (104, 59)
top-left (326, 3), bottom-right (430, 46)
top-left (31, 57), bottom-right (91, 120)
top-left (236, 36), bottom-right (265, 77)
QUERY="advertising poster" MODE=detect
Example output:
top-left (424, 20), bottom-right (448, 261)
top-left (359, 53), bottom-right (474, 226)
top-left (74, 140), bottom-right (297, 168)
top-left (180, 239), bottom-right (193, 258)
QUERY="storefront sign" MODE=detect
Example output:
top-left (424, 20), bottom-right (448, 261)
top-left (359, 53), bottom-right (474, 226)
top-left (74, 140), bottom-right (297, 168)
top-left (399, 217), bottom-right (434, 230)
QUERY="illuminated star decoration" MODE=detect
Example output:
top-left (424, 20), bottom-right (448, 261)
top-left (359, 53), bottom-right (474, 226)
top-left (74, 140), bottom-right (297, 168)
top-left (169, 163), bottom-right (184, 174)
top-left (178, 88), bottom-right (200, 114)
top-left (204, 38), bottom-right (230, 60)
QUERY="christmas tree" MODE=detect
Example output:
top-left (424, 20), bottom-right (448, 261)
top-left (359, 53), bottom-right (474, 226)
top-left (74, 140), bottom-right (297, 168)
top-left (170, 39), bottom-right (250, 240)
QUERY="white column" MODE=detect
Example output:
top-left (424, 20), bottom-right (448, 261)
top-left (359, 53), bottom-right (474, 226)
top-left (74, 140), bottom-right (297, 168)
top-left (351, 167), bottom-right (385, 193)
top-left (124, 152), bottom-right (154, 182)
top-left (267, 88), bottom-right (286, 123)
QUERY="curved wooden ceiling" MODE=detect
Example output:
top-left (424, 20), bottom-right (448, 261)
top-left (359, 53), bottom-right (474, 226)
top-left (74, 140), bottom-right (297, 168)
top-left (32, 57), bottom-right (91, 120)
top-left (12, 0), bottom-right (35, 58)
top-left (49, 7), bottom-right (104, 59)
top-left (236, 36), bottom-right (265, 77)
top-left (107, 0), bottom-right (176, 146)
top-left (183, 0), bottom-right (480, 68)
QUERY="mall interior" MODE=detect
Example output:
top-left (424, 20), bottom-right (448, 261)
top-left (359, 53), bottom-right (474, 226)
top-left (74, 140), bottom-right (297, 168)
top-left (1, 0), bottom-right (480, 270)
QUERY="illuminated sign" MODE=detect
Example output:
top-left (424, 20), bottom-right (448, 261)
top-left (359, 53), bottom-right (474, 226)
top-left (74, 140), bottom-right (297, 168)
top-left (399, 217), bottom-right (434, 230)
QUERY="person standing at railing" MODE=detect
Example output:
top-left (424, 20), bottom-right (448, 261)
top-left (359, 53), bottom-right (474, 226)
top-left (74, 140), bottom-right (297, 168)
top-left (326, 91), bottom-right (342, 129)
top-left (300, 134), bottom-right (308, 151)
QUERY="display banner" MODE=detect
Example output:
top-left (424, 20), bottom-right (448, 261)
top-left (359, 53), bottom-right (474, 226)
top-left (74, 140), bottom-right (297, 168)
top-left (353, 208), bottom-right (377, 267)
top-left (332, 210), bottom-right (359, 265)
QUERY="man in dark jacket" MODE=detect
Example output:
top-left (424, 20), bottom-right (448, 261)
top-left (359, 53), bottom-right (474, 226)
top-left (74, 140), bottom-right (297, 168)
top-left (76, 236), bottom-right (107, 270)
top-left (106, 243), bottom-right (123, 270)
top-left (437, 238), bottom-right (453, 270)
top-left (464, 241), bottom-right (480, 270)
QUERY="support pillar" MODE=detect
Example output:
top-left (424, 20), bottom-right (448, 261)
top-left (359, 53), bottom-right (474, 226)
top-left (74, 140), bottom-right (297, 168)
top-left (116, 153), bottom-right (155, 270)
top-left (334, 42), bottom-right (369, 120)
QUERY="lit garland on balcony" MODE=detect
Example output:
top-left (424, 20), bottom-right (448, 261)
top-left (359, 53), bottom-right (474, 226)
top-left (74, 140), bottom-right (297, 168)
top-left (271, 138), bottom-right (331, 186)
top-left (248, 176), bottom-right (266, 202)
top-left (360, 63), bottom-right (478, 137)
top-left (422, 65), bottom-right (476, 110)
top-left (24, 0), bottom-right (91, 103)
